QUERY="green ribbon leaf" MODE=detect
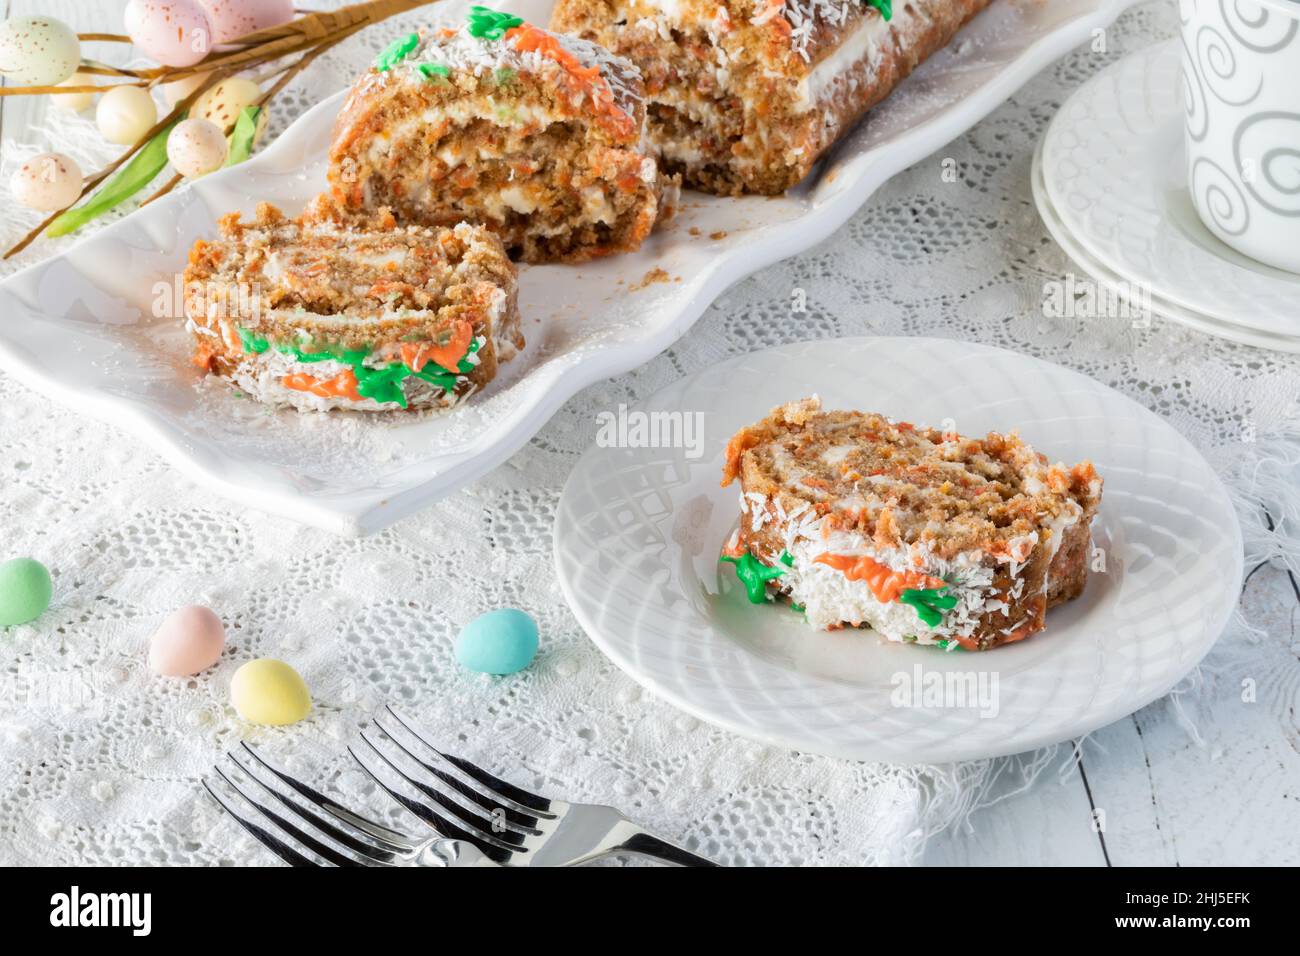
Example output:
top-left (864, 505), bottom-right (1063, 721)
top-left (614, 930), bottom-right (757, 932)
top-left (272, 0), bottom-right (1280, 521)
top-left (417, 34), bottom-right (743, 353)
top-left (46, 119), bottom-right (178, 238)
top-left (225, 106), bottom-right (262, 167)
top-left (867, 0), bottom-right (892, 20)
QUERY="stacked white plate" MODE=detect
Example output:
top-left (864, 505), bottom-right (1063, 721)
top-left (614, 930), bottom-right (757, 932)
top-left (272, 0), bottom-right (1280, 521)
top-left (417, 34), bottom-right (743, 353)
top-left (1034, 40), bottom-right (1300, 352)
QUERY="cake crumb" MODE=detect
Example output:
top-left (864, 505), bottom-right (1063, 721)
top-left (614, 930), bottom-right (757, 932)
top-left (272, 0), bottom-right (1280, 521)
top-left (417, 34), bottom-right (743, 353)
top-left (709, 230), bottom-right (728, 240)
top-left (632, 267), bottom-right (673, 290)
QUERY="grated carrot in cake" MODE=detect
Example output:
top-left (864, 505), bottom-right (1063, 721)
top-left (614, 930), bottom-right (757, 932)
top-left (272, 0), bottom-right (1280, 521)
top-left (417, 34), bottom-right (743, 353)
top-left (326, 9), bottom-right (679, 263)
top-left (720, 397), bottom-right (1103, 649)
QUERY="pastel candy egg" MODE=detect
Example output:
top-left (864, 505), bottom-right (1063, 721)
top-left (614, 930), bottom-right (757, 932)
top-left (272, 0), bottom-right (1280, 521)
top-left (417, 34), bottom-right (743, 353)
top-left (192, 76), bottom-right (267, 140)
top-left (455, 608), bottom-right (538, 675)
top-left (97, 85), bottom-right (158, 145)
top-left (11, 153), bottom-right (82, 211)
top-left (199, 0), bottom-right (295, 44)
top-left (0, 16), bottom-right (80, 87)
top-left (167, 117), bottom-right (227, 178)
top-left (52, 72), bottom-right (96, 112)
top-left (0, 557), bottom-right (53, 627)
top-left (162, 70), bottom-right (211, 108)
top-left (148, 605), bottom-right (225, 676)
top-left (124, 0), bottom-right (215, 68)
top-left (231, 658), bottom-right (311, 725)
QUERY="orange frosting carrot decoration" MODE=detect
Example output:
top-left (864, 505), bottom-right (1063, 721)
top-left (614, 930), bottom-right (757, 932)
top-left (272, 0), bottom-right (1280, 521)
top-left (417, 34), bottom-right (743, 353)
top-left (813, 553), bottom-right (946, 604)
top-left (282, 369), bottom-right (363, 401)
top-left (402, 319), bottom-right (473, 373)
top-left (505, 24), bottom-right (634, 137)
top-left (191, 341), bottom-right (217, 371)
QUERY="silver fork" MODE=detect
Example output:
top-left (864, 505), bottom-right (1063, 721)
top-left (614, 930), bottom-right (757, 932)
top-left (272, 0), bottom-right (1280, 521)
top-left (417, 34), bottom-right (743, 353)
top-left (350, 704), bottom-right (720, 867)
top-left (204, 742), bottom-right (499, 866)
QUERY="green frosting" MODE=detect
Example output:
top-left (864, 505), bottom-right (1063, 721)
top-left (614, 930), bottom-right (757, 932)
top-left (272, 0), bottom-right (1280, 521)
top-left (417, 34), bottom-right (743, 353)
top-left (375, 32), bottom-right (421, 71)
top-left (417, 62), bottom-right (450, 81)
top-left (898, 587), bottom-right (958, 628)
top-left (721, 550), bottom-right (792, 604)
top-left (867, 0), bottom-right (892, 20)
top-left (466, 6), bottom-right (524, 40)
top-left (237, 328), bottom-right (480, 409)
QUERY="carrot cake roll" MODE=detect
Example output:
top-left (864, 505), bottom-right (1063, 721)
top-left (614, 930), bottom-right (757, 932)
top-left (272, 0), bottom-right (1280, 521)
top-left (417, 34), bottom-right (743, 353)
top-left (551, 0), bottom-right (994, 195)
top-left (720, 398), bottom-right (1102, 650)
top-left (184, 201), bottom-right (521, 413)
top-left (326, 8), bottom-right (678, 263)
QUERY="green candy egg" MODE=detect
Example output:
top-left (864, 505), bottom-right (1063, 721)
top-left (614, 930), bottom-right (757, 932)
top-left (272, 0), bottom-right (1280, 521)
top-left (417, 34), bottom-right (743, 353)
top-left (0, 557), bottom-right (52, 627)
top-left (455, 608), bottom-right (538, 675)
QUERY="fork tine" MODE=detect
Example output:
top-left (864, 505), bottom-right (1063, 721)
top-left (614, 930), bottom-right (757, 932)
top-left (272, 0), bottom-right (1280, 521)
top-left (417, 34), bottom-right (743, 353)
top-left (203, 778), bottom-right (321, 867)
top-left (372, 714), bottom-right (541, 833)
top-left (239, 742), bottom-right (415, 851)
top-left (213, 765), bottom-right (371, 867)
top-left (228, 751), bottom-right (405, 864)
top-left (351, 736), bottom-right (520, 862)
top-left (385, 705), bottom-right (554, 814)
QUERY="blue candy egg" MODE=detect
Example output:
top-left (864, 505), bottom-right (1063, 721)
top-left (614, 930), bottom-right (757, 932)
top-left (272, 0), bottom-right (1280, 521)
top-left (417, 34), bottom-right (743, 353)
top-left (455, 608), bottom-right (539, 675)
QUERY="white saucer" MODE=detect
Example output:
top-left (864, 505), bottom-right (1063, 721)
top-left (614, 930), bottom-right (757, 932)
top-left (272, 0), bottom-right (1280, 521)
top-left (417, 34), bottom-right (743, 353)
top-left (554, 337), bottom-right (1243, 764)
top-left (1039, 39), bottom-right (1300, 337)
top-left (1033, 139), bottom-right (1300, 353)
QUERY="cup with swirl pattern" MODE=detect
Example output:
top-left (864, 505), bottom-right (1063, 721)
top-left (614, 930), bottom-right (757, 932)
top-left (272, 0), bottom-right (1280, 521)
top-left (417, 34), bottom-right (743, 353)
top-left (1180, 0), bottom-right (1300, 273)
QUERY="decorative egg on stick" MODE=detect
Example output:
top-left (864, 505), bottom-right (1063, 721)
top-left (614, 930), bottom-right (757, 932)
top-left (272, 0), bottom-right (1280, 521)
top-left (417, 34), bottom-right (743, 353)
top-left (167, 118), bottom-right (228, 179)
top-left (199, 0), bottom-right (296, 44)
top-left (52, 72), bottom-right (97, 112)
top-left (97, 85), bottom-right (159, 145)
top-left (11, 154), bottom-right (83, 212)
top-left (0, 16), bottom-right (81, 87)
top-left (124, 0), bottom-right (215, 68)
top-left (192, 76), bottom-right (267, 140)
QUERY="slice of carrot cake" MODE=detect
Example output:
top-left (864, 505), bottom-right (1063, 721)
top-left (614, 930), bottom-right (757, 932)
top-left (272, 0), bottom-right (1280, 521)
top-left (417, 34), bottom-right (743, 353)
top-left (184, 200), bottom-right (521, 413)
top-left (326, 8), bottom-right (678, 263)
top-left (720, 397), bottom-right (1102, 650)
top-left (551, 0), bottom-right (993, 195)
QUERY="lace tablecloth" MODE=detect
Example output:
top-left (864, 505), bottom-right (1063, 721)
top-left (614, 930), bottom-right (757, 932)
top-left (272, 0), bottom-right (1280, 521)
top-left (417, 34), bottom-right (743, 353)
top-left (1, 0), bottom-right (1296, 866)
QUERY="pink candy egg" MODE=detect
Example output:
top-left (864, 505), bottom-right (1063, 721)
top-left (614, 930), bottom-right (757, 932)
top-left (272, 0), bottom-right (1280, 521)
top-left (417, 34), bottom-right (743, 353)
top-left (199, 0), bottom-right (295, 44)
top-left (148, 605), bottom-right (226, 677)
top-left (124, 0), bottom-right (215, 68)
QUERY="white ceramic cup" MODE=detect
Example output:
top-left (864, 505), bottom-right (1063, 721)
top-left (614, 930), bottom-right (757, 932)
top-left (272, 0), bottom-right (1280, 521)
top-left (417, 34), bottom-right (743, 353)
top-left (1180, 0), bottom-right (1300, 274)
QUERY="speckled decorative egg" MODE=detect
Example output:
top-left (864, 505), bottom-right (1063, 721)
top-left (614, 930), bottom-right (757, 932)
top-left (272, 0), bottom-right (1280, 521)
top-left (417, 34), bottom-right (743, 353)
top-left (0, 16), bottom-right (80, 87)
top-left (148, 605), bottom-right (225, 676)
top-left (11, 153), bottom-right (82, 211)
top-left (191, 76), bottom-right (267, 140)
top-left (0, 557), bottom-right (53, 627)
top-left (96, 85), bottom-right (158, 145)
top-left (124, 0), bottom-right (215, 68)
top-left (52, 72), bottom-right (96, 112)
top-left (199, 0), bottom-right (295, 44)
top-left (455, 608), bottom-right (539, 675)
top-left (162, 70), bottom-right (211, 107)
top-left (230, 658), bottom-right (311, 725)
top-left (167, 117), bottom-right (227, 178)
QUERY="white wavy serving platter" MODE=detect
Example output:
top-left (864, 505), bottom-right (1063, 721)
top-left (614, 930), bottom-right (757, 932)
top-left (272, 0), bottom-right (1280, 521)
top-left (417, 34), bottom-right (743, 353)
top-left (554, 337), bottom-right (1243, 764)
top-left (1040, 39), bottom-right (1300, 336)
top-left (0, 0), bottom-right (1139, 535)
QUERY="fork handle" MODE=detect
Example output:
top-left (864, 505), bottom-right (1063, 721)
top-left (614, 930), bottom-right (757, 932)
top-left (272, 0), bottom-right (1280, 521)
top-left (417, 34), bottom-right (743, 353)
top-left (620, 832), bottom-right (720, 867)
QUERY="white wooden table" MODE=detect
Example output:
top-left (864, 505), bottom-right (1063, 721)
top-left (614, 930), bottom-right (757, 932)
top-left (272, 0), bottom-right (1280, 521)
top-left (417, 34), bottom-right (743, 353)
top-left (3, 0), bottom-right (1297, 867)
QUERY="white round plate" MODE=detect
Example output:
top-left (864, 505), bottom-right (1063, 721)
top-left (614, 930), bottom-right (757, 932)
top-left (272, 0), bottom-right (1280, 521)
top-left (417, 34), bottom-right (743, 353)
top-left (554, 338), bottom-right (1243, 764)
top-left (1041, 40), bottom-right (1300, 336)
top-left (0, 0), bottom-right (1141, 535)
top-left (1032, 138), bottom-right (1300, 353)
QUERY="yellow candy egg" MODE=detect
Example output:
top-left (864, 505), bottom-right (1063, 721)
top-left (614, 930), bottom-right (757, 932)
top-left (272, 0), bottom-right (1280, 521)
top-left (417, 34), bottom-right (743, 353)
top-left (52, 72), bottom-right (96, 112)
top-left (162, 70), bottom-right (211, 108)
top-left (230, 658), bottom-right (311, 726)
top-left (97, 85), bottom-right (158, 145)
top-left (192, 76), bottom-right (267, 140)
top-left (0, 16), bottom-right (80, 87)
